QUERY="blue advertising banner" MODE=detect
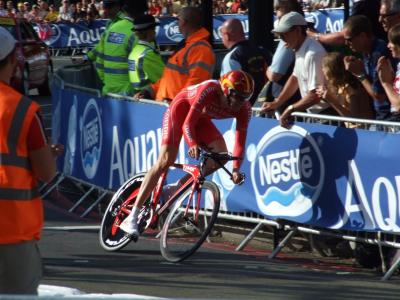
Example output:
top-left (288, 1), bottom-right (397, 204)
top-left (52, 84), bottom-right (400, 232)
top-left (36, 9), bottom-right (343, 48)
top-left (34, 20), bottom-right (107, 48)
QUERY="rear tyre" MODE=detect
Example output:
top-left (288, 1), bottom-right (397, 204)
top-left (160, 181), bottom-right (220, 262)
top-left (99, 173), bottom-right (151, 251)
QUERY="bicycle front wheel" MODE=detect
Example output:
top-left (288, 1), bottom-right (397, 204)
top-left (160, 181), bottom-right (220, 262)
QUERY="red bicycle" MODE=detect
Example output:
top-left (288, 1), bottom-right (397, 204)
top-left (99, 150), bottom-right (244, 262)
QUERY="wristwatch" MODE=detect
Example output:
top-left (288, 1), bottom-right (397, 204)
top-left (356, 73), bottom-right (367, 81)
top-left (287, 104), bottom-right (294, 112)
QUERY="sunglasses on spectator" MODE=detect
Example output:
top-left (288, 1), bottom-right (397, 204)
top-left (379, 12), bottom-right (398, 19)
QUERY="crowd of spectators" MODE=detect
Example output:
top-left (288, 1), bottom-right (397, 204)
top-left (0, 0), bottom-right (345, 23)
top-left (0, 0), bottom-right (102, 23)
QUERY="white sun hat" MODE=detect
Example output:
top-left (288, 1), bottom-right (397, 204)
top-left (0, 26), bottom-right (16, 60)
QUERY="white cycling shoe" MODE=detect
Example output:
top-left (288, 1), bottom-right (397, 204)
top-left (119, 218), bottom-right (140, 241)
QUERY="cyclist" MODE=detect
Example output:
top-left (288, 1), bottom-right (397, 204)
top-left (120, 70), bottom-right (254, 238)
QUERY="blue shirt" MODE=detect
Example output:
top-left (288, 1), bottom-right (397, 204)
top-left (362, 38), bottom-right (392, 120)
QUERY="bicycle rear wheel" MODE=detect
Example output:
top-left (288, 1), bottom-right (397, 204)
top-left (160, 181), bottom-right (220, 262)
top-left (99, 173), bottom-right (150, 251)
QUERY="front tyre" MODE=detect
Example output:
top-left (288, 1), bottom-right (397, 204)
top-left (160, 181), bottom-right (220, 262)
top-left (99, 173), bottom-right (147, 251)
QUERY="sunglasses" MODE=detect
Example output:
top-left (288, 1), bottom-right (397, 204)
top-left (379, 12), bottom-right (398, 19)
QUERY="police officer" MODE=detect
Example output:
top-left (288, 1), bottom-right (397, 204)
top-left (86, 0), bottom-right (124, 83)
top-left (100, 0), bottom-right (149, 95)
top-left (128, 14), bottom-right (165, 94)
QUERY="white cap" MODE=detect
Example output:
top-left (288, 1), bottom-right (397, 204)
top-left (0, 27), bottom-right (16, 60)
top-left (272, 12), bottom-right (307, 34)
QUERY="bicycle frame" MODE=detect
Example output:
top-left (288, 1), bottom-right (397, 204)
top-left (118, 151), bottom-right (242, 235)
top-left (148, 161), bottom-right (203, 228)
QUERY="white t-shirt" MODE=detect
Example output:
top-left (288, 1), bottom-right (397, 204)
top-left (293, 36), bottom-right (329, 113)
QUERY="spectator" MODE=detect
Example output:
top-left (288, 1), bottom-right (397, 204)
top-left (377, 23), bottom-right (400, 121)
top-left (135, 6), bottom-right (215, 102)
top-left (69, 3), bottom-right (78, 22)
top-left (86, 3), bottom-right (99, 22)
top-left (6, 1), bottom-right (16, 17)
top-left (82, 0), bottom-right (89, 12)
top-left (15, 2), bottom-right (25, 18)
top-left (379, 0), bottom-right (400, 34)
top-left (237, 0), bottom-right (248, 14)
top-left (308, 0), bottom-right (385, 46)
top-left (171, 0), bottom-right (185, 16)
top-left (0, 1), bottom-right (7, 16)
top-left (58, 0), bottom-right (73, 22)
top-left (261, 0), bottom-right (303, 114)
top-left (316, 52), bottom-right (375, 126)
top-left (38, 0), bottom-right (49, 19)
top-left (23, 1), bottom-right (31, 17)
top-left (261, 12), bottom-right (328, 128)
top-left (90, 0), bottom-right (101, 12)
top-left (0, 27), bottom-right (59, 295)
top-left (128, 14), bottom-right (165, 94)
top-left (230, 0), bottom-right (240, 13)
top-left (27, 5), bottom-right (44, 22)
top-left (343, 15), bottom-right (392, 120)
top-left (44, 4), bottom-right (59, 22)
top-left (220, 18), bottom-right (268, 106)
top-left (213, 0), bottom-right (227, 14)
top-left (148, 0), bottom-right (161, 16)
top-left (160, 0), bottom-right (172, 16)
top-left (75, 1), bottom-right (87, 22)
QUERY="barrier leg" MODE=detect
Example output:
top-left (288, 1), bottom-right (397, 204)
top-left (80, 190), bottom-right (110, 218)
top-left (268, 227), bottom-right (298, 259)
top-left (68, 186), bottom-right (95, 213)
top-left (382, 255), bottom-right (400, 281)
top-left (377, 232), bottom-right (387, 273)
top-left (40, 173), bottom-right (65, 198)
top-left (235, 222), bottom-right (264, 252)
top-left (273, 227), bottom-right (280, 249)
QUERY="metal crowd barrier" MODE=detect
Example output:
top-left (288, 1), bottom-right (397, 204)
top-left (49, 46), bottom-right (94, 57)
top-left (48, 65), bottom-right (400, 280)
top-left (247, 109), bottom-right (400, 280)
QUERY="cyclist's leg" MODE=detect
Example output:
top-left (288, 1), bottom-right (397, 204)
top-left (121, 102), bottom-right (187, 235)
top-left (203, 138), bottom-right (227, 175)
top-left (197, 118), bottom-right (227, 175)
top-left (133, 145), bottom-right (179, 209)
top-left (120, 145), bottom-right (179, 235)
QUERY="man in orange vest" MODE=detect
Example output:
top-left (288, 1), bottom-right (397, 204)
top-left (134, 6), bottom-right (216, 102)
top-left (0, 27), bottom-right (61, 295)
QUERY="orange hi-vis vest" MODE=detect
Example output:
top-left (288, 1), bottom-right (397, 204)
top-left (0, 82), bottom-right (43, 244)
top-left (151, 27), bottom-right (216, 101)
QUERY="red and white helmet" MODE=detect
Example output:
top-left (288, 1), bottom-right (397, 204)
top-left (219, 70), bottom-right (255, 101)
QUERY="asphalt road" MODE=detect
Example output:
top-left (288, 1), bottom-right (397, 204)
top-left (34, 57), bottom-right (400, 299)
top-left (39, 206), bottom-right (400, 300)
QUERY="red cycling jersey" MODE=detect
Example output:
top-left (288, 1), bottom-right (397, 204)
top-left (161, 80), bottom-right (252, 169)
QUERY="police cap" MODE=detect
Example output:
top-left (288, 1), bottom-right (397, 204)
top-left (133, 14), bottom-right (160, 32)
top-left (103, 0), bottom-right (121, 8)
